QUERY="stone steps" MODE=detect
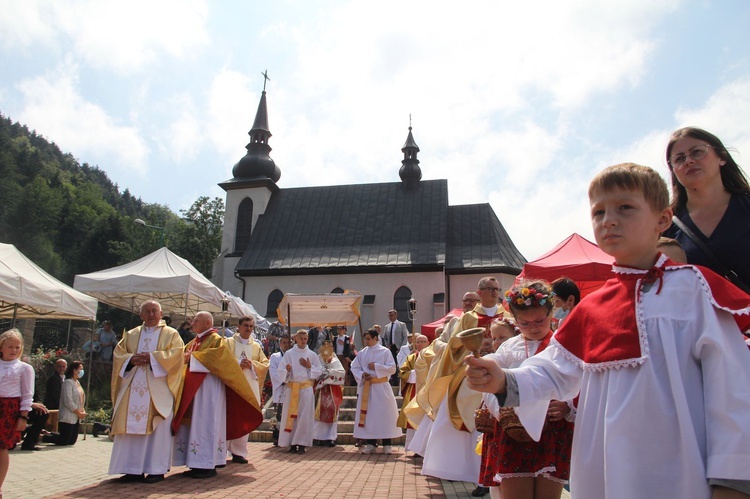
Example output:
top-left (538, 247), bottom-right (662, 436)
top-left (250, 382), bottom-right (406, 445)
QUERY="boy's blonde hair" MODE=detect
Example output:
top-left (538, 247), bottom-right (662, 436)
top-left (588, 163), bottom-right (669, 212)
top-left (0, 328), bottom-right (25, 359)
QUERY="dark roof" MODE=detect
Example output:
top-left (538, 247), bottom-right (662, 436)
top-left (235, 180), bottom-right (526, 276)
top-left (446, 204), bottom-right (526, 272)
top-left (236, 180), bottom-right (448, 276)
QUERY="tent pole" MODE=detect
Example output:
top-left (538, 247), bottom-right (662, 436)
top-left (11, 304), bottom-right (17, 329)
top-left (358, 317), bottom-right (364, 350)
top-left (287, 303), bottom-right (291, 335)
top-left (83, 319), bottom-right (95, 440)
top-left (65, 320), bottom-right (72, 351)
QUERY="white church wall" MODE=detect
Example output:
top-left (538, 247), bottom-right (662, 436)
top-left (236, 270), bottom-right (445, 347)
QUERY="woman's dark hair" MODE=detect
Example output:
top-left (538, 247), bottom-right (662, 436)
top-left (66, 360), bottom-right (84, 378)
top-left (551, 277), bottom-right (580, 306)
top-left (666, 127), bottom-right (750, 212)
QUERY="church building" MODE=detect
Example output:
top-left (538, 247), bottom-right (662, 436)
top-left (212, 85), bottom-right (526, 338)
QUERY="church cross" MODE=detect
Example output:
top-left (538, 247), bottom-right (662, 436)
top-left (261, 70), bottom-right (271, 91)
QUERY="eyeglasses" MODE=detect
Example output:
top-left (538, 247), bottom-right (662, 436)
top-left (515, 317), bottom-right (548, 329)
top-left (668, 144), bottom-right (714, 169)
top-left (480, 287), bottom-right (500, 292)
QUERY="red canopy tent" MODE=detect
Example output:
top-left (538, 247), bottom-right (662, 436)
top-left (517, 233), bottom-right (614, 298)
top-left (420, 308), bottom-right (463, 341)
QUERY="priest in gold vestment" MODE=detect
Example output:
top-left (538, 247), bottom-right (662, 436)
top-left (108, 300), bottom-right (184, 484)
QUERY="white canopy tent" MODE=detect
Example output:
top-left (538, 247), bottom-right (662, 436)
top-left (0, 242), bottom-right (98, 324)
top-left (225, 291), bottom-right (269, 329)
top-left (74, 247), bottom-right (249, 318)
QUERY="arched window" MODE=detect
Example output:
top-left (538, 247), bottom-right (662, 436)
top-left (393, 286), bottom-right (413, 333)
top-left (331, 287), bottom-right (344, 293)
top-left (235, 197), bottom-right (253, 253)
top-left (266, 289), bottom-right (284, 317)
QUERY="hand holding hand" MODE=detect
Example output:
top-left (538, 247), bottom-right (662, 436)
top-left (32, 402), bottom-right (49, 414)
top-left (464, 354), bottom-right (507, 394)
top-left (547, 400), bottom-right (570, 422)
top-left (240, 358), bottom-right (253, 370)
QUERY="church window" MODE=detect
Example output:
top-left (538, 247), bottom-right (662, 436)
top-left (266, 289), bottom-right (283, 317)
top-left (235, 198), bottom-right (253, 253)
top-left (393, 286), bottom-right (413, 333)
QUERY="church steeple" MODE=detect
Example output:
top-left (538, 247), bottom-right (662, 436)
top-left (399, 117), bottom-right (422, 189)
top-left (231, 71), bottom-right (281, 182)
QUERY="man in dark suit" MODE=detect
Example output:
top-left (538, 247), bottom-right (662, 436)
top-left (382, 310), bottom-right (409, 358)
top-left (44, 358), bottom-right (67, 409)
top-left (334, 325), bottom-right (356, 385)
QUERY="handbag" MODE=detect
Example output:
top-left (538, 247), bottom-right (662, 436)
top-left (672, 216), bottom-right (750, 293)
top-left (497, 407), bottom-right (533, 442)
top-left (474, 402), bottom-right (496, 435)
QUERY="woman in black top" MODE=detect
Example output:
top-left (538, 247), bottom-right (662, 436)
top-left (662, 127), bottom-right (750, 289)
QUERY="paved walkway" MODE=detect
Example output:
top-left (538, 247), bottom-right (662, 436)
top-left (5, 437), bottom-right (571, 498)
top-left (5, 437), bottom-right (448, 498)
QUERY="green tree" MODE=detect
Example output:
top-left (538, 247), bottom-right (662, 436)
top-left (170, 196), bottom-right (225, 278)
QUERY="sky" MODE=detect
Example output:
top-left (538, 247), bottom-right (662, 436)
top-left (2, 0), bottom-right (750, 262)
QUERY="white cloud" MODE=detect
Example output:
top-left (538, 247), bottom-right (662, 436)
top-left (673, 77), bottom-right (750, 168)
top-left (0, 0), bottom-right (211, 73)
top-left (15, 61), bottom-right (149, 174)
top-left (0, 0), bottom-right (57, 51)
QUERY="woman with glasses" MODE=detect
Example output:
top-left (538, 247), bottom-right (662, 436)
top-left (662, 127), bottom-right (750, 292)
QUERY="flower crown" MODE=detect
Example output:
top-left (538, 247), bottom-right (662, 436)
top-left (504, 287), bottom-right (554, 307)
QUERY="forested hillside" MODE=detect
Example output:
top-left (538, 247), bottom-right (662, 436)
top-left (0, 113), bottom-right (224, 285)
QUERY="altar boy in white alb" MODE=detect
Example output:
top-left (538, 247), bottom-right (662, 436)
top-left (109, 300), bottom-right (184, 484)
top-left (351, 328), bottom-right (402, 455)
top-left (278, 330), bottom-right (323, 454)
top-left (225, 316), bottom-right (269, 464)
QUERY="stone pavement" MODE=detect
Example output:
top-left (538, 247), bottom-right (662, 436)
top-left (5, 437), bottom-right (571, 498)
top-left (4, 437), bottom-right (448, 498)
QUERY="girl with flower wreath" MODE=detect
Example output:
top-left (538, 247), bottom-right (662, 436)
top-left (0, 329), bottom-right (34, 499)
top-left (482, 280), bottom-right (574, 499)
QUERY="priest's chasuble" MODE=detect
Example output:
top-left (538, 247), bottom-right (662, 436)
top-left (109, 322), bottom-right (183, 476)
top-left (172, 331), bottom-right (263, 441)
top-left (110, 322), bottom-right (184, 435)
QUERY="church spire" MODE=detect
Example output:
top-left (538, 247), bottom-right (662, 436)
top-left (399, 115), bottom-right (422, 188)
top-left (231, 71), bottom-right (281, 182)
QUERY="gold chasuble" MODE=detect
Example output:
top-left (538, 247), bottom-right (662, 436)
top-left (110, 322), bottom-right (184, 435)
top-left (225, 335), bottom-right (270, 402)
top-left (447, 305), bottom-right (503, 431)
top-left (172, 331), bottom-right (263, 440)
top-left (402, 335), bottom-right (443, 427)
top-left (397, 351), bottom-right (419, 429)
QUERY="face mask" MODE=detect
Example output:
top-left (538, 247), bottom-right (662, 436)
top-left (77, 369), bottom-right (85, 379)
top-left (553, 308), bottom-right (569, 321)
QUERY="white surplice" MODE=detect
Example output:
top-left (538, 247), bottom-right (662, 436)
top-left (173, 347), bottom-right (227, 469)
top-left (351, 344), bottom-right (402, 440)
top-left (109, 325), bottom-right (174, 475)
top-left (511, 266), bottom-right (750, 499)
top-left (277, 345), bottom-right (323, 448)
top-left (269, 351), bottom-right (287, 404)
top-left (420, 379), bottom-right (481, 482)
